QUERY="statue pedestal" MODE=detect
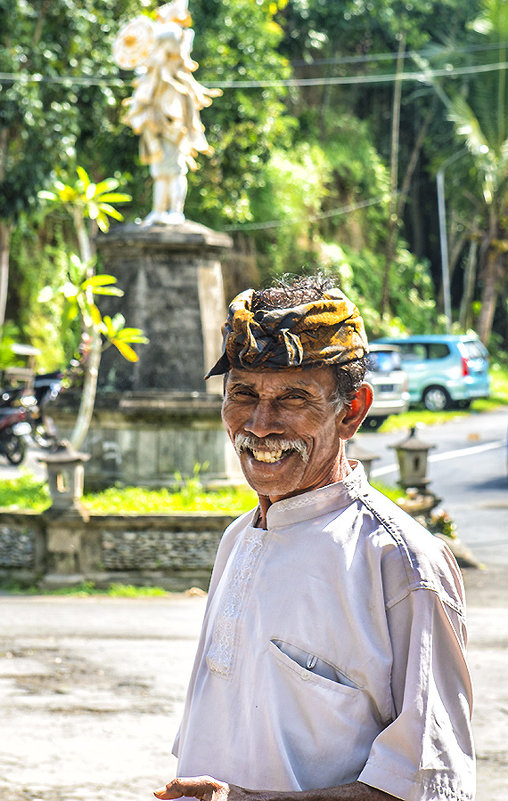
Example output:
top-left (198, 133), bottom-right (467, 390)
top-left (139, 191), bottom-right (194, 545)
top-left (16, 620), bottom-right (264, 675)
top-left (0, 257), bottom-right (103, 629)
top-left (96, 220), bottom-right (231, 397)
top-left (50, 390), bottom-right (244, 490)
top-left (54, 220), bottom-right (245, 489)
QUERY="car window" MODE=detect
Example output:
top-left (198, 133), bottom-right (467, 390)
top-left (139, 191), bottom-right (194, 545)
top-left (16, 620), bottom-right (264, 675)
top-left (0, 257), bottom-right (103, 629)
top-left (398, 343), bottom-right (426, 361)
top-left (462, 341), bottom-right (487, 360)
top-left (427, 343), bottom-right (450, 359)
top-left (368, 350), bottom-right (401, 372)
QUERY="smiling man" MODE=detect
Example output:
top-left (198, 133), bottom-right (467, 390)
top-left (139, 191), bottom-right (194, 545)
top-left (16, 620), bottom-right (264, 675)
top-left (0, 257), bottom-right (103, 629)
top-left (155, 275), bottom-right (475, 801)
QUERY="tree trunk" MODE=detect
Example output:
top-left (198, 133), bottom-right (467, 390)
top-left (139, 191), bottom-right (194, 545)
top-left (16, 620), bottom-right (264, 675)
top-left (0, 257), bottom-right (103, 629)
top-left (69, 328), bottom-right (101, 450)
top-left (69, 208), bottom-right (100, 450)
top-left (477, 205), bottom-right (505, 344)
top-left (396, 98), bottom-right (436, 221)
top-left (477, 248), bottom-right (502, 345)
top-left (0, 123), bottom-right (12, 338)
top-left (381, 34), bottom-right (405, 318)
top-left (459, 234), bottom-right (479, 331)
top-left (0, 221), bottom-right (12, 335)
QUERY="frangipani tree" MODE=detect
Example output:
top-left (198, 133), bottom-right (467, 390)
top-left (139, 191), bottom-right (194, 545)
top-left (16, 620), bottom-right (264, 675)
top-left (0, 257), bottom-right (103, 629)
top-left (39, 166), bottom-right (131, 264)
top-left (39, 167), bottom-right (147, 449)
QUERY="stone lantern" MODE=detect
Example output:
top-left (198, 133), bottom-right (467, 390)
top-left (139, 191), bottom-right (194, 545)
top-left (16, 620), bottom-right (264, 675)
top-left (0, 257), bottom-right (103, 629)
top-left (39, 441), bottom-right (90, 517)
top-left (346, 437), bottom-right (379, 481)
top-left (391, 426), bottom-right (435, 490)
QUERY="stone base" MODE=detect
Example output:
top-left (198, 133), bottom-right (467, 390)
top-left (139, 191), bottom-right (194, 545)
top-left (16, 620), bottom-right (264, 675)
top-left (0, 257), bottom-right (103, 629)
top-left (51, 390), bottom-right (243, 490)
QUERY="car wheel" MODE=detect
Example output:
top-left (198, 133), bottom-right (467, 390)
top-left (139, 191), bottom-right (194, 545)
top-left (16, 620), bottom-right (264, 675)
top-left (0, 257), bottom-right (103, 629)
top-left (423, 386), bottom-right (451, 412)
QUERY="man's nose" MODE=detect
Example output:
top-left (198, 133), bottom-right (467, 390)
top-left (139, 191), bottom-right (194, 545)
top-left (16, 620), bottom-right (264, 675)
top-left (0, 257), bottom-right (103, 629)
top-left (244, 400), bottom-right (285, 438)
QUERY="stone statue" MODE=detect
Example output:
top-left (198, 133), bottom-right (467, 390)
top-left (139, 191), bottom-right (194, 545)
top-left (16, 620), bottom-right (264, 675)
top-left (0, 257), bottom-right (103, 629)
top-left (113, 1), bottom-right (221, 225)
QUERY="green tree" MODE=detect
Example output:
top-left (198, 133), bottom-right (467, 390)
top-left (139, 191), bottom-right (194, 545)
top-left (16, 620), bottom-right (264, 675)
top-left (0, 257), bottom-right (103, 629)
top-left (182, 0), bottom-right (294, 226)
top-left (277, 0), bottom-right (483, 315)
top-left (421, 0), bottom-right (508, 343)
top-left (0, 0), bottom-right (142, 331)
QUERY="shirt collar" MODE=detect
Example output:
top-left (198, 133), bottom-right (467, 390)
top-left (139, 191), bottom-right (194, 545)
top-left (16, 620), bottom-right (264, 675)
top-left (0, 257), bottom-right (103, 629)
top-left (263, 460), bottom-right (368, 530)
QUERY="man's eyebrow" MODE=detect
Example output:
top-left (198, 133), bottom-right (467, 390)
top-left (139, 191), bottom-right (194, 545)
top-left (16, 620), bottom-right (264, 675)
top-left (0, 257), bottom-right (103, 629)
top-left (228, 379), bottom-right (257, 390)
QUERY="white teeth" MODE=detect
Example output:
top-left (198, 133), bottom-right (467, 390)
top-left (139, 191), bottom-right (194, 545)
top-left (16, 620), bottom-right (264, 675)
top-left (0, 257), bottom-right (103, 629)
top-left (251, 449), bottom-right (284, 463)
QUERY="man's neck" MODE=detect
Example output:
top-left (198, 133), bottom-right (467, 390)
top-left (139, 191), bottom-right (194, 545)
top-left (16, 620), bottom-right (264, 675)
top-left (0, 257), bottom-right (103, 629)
top-left (255, 455), bottom-right (353, 529)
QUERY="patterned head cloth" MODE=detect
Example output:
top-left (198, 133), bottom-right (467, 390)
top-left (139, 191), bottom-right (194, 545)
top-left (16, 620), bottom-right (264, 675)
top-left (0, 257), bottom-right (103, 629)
top-left (205, 287), bottom-right (369, 377)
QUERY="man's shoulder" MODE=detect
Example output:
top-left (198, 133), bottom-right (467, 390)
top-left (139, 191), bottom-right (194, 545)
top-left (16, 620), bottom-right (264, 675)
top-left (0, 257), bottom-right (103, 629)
top-left (352, 484), bottom-right (466, 612)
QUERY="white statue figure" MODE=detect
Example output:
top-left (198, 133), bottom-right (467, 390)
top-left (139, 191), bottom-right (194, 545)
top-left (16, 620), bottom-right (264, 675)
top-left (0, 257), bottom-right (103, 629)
top-left (113, 1), bottom-right (221, 225)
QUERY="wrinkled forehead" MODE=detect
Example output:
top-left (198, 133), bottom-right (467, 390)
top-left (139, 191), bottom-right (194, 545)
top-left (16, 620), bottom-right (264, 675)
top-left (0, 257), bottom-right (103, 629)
top-left (225, 365), bottom-right (337, 394)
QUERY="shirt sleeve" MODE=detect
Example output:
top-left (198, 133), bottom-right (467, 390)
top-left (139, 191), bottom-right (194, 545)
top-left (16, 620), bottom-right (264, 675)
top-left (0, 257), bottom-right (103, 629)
top-left (358, 584), bottom-right (475, 801)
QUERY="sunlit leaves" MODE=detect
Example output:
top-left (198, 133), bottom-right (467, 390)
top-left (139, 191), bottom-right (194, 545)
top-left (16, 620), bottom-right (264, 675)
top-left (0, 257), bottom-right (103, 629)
top-left (38, 166), bottom-right (132, 233)
top-left (39, 267), bottom-right (148, 362)
top-left (99, 313), bottom-right (149, 362)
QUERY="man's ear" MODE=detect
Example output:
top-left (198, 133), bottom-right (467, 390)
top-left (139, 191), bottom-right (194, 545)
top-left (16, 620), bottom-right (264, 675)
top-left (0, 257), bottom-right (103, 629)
top-left (336, 383), bottom-right (373, 440)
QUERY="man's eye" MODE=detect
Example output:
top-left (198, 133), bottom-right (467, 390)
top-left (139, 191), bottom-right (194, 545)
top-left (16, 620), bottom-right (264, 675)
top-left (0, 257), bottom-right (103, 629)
top-left (282, 393), bottom-right (306, 402)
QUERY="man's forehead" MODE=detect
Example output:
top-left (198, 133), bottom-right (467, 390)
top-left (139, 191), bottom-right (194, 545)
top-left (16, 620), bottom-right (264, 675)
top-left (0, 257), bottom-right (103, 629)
top-left (227, 366), bottom-right (334, 389)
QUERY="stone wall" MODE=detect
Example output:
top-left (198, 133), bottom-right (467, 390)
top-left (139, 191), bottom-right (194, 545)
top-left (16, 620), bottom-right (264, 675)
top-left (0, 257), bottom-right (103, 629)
top-left (0, 510), bottom-right (236, 591)
top-left (0, 513), bottom-right (45, 569)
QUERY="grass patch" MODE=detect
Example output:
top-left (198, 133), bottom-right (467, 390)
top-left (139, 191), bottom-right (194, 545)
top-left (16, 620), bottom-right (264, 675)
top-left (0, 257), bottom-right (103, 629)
top-left (376, 408), bottom-right (466, 432)
top-left (0, 579), bottom-right (172, 597)
top-left (81, 484), bottom-right (258, 514)
top-left (0, 472), bottom-right (404, 515)
top-left (0, 473), bottom-right (258, 515)
top-left (0, 471), bottom-right (50, 512)
top-left (371, 480), bottom-right (405, 503)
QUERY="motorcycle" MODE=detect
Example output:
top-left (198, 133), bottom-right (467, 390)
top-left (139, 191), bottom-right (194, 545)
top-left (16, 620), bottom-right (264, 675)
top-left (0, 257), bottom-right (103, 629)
top-left (0, 401), bottom-right (35, 465)
top-left (0, 372), bottom-right (61, 451)
top-left (30, 372), bottom-right (61, 449)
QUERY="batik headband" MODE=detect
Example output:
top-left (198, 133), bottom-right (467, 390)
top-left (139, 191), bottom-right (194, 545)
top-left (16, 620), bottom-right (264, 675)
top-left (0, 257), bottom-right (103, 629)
top-left (205, 287), bottom-right (369, 377)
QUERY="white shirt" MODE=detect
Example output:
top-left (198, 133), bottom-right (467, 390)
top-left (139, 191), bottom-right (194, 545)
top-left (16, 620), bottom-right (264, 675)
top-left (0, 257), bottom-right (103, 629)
top-left (173, 462), bottom-right (475, 801)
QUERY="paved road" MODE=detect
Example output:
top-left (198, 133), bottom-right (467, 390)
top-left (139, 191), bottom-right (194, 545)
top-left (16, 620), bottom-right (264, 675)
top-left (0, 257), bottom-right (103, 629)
top-left (0, 409), bottom-right (507, 800)
top-left (357, 407), bottom-right (508, 564)
top-left (0, 594), bottom-right (202, 801)
top-left (0, 578), bottom-right (506, 801)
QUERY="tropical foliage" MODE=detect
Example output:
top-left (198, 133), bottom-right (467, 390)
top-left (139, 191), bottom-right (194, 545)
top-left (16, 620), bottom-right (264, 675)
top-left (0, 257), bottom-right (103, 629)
top-left (2, 0), bottom-right (508, 365)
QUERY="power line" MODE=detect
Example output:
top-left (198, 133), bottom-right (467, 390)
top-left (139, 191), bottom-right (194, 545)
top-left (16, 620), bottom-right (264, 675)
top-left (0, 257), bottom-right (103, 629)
top-left (291, 39), bottom-right (508, 67)
top-left (210, 60), bottom-right (508, 88)
top-left (0, 72), bottom-right (124, 87)
top-left (1, 58), bottom-right (506, 89)
top-left (222, 194), bottom-right (390, 232)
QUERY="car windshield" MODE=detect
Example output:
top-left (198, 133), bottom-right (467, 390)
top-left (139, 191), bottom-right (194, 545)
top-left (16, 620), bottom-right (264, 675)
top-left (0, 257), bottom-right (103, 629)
top-left (368, 350), bottom-right (401, 372)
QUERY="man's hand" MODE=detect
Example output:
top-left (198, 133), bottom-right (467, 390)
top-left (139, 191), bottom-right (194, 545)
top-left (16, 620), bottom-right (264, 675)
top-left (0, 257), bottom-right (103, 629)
top-left (154, 776), bottom-right (238, 801)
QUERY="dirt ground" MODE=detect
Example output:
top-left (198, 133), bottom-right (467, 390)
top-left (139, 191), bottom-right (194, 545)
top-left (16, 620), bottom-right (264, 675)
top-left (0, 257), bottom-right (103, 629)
top-left (0, 567), bottom-right (507, 801)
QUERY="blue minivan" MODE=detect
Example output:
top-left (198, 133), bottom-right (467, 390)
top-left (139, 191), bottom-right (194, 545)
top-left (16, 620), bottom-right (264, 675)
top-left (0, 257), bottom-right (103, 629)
top-left (371, 334), bottom-right (490, 411)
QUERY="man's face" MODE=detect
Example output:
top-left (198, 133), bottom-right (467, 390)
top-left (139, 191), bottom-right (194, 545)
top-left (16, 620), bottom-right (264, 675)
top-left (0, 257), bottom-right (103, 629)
top-left (222, 366), bottom-right (348, 503)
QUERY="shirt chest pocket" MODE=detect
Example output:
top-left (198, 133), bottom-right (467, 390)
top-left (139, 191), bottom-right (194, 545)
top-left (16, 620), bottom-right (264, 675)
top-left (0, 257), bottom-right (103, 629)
top-left (269, 638), bottom-right (361, 692)
top-left (264, 637), bottom-right (385, 786)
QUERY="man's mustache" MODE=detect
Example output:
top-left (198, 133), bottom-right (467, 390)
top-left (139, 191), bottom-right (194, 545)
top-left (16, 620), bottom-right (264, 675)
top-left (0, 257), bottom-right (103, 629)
top-left (234, 433), bottom-right (309, 463)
